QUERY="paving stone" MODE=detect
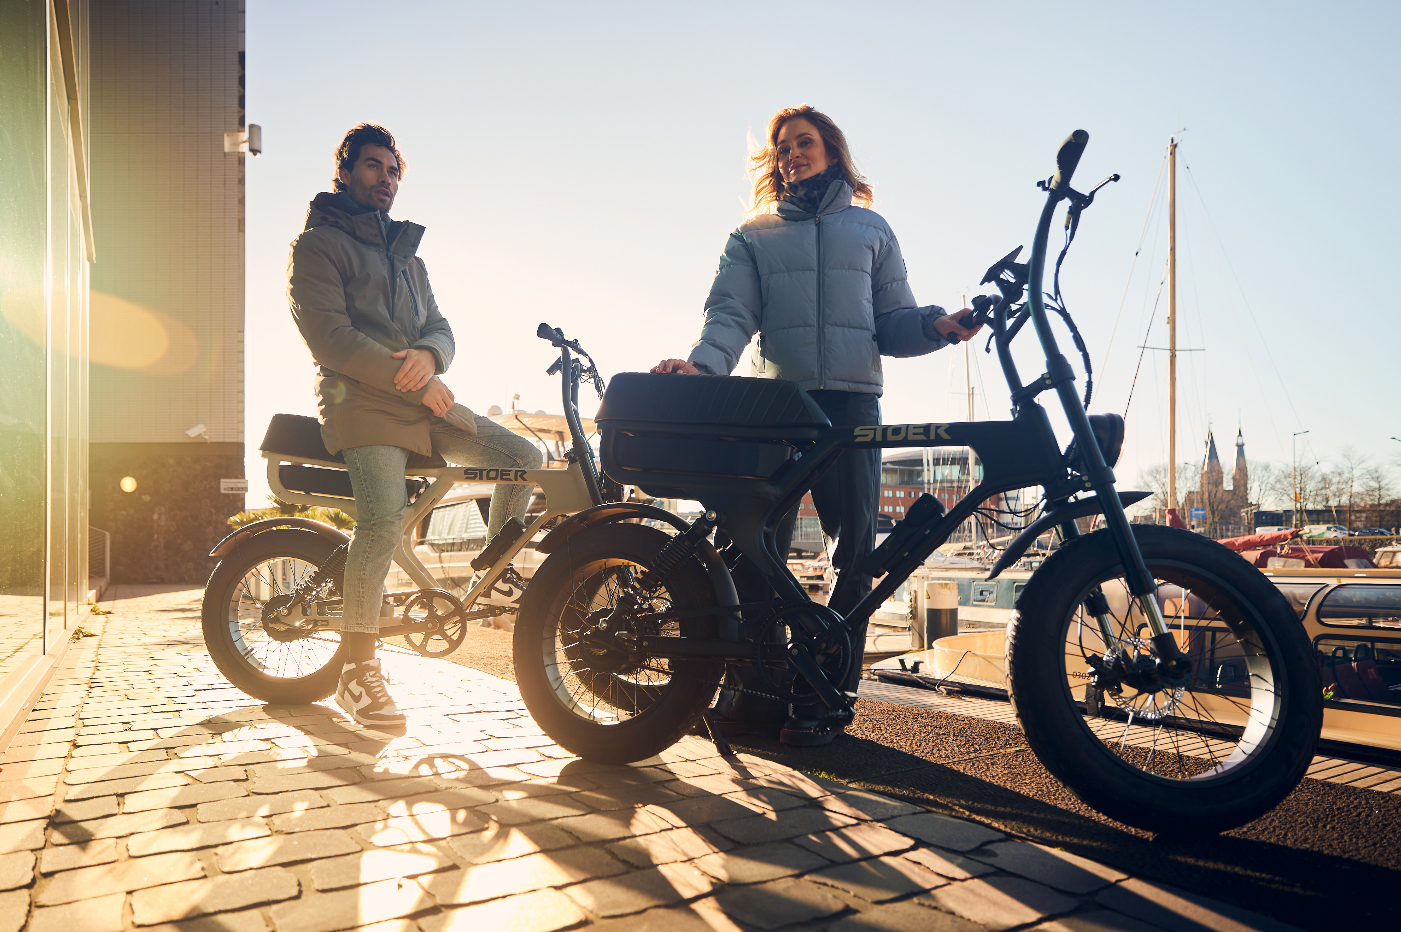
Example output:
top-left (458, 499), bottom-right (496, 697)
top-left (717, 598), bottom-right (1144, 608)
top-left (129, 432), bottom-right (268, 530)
top-left (585, 904), bottom-right (740, 932)
top-left (0, 797), bottom-right (53, 825)
top-left (52, 796), bottom-right (119, 823)
top-left (381, 787), bottom-right (496, 815)
top-left (607, 826), bottom-right (732, 868)
top-left (320, 778), bottom-right (442, 805)
top-left (814, 790), bottom-right (925, 822)
top-left (885, 813), bottom-right (1006, 853)
top-left (269, 876), bottom-right (433, 932)
top-left (1095, 877), bottom-right (1301, 932)
top-left (0, 851), bottom-right (34, 891)
top-left (129, 909), bottom-right (274, 932)
top-left (217, 829), bottom-right (362, 871)
top-left (565, 862), bottom-right (716, 917)
top-left (551, 807), bottom-right (676, 843)
top-left (39, 839), bottom-right (117, 874)
top-left (188, 766), bottom-right (248, 783)
top-left (308, 843), bottom-right (454, 891)
top-left (272, 802), bottom-right (386, 833)
top-left (571, 779), bottom-right (686, 812)
top-left (1031, 910), bottom-right (1165, 932)
top-left (127, 817), bottom-right (270, 855)
top-left (0, 758), bottom-right (65, 781)
top-left (63, 750), bottom-right (177, 771)
top-left (423, 846), bottom-right (629, 905)
top-left (477, 794), bottom-right (593, 825)
top-left (447, 822), bottom-right (577, 864)
top-left (197, 788), bottom-right (328, 822)
top-left (130, 866), bottom-right (301, 924)
top-left (357, 807), bottom-right (490, 845)
top-left (710, 806), bottom-right (858, 845)
top-left (61, 771), bottom-right (188, 801)
top-left (810, 855), bottom-right (948, 903)
top-left (691, 840), bottom-right (829, 884)
top-left (923, 876), bottom-right (1078, 931)
top-left (62, 759), bottom-right (178, 784)
top-left (824, 900), bottom-right (984, 932)
top-left (123, 781), bottom-right (247, 812)
top-left (795, 822), bottom-right (917, 863)
top-left (903, 846), bottom-right (997, 881)
top-left (49, 808), bottom-right (187, 844)
top-left (37, 850), bottom-right (205, 906)
top-left (26, 892), bottom-right (126, 932)
top-left (709, 878), bottom-right (848, 930)
top-left (249, 769), bottom-right (362, 794)
top-left (0, 820), bottom-right (45, 853)
top-left (969, 841), bottom-right (1126, 894)
top-left (419, 889), bottom-right (586, 932)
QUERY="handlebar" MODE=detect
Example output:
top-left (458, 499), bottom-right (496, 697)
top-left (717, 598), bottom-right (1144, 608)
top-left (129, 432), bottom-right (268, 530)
top-left (1051, 129), bottom-right (1089, 192)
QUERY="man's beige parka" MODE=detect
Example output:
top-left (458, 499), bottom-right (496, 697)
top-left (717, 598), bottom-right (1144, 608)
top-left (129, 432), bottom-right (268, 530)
top-left (287, 192), bottom-right (455, 457)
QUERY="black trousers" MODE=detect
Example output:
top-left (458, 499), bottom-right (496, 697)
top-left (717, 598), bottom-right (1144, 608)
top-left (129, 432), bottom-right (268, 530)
top-left (776, 390), bottom-right (881, 695)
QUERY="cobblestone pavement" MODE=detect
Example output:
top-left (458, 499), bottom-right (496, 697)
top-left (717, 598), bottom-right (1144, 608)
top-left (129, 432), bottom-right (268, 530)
top-left (0, 585), bottom-right (1299, 932)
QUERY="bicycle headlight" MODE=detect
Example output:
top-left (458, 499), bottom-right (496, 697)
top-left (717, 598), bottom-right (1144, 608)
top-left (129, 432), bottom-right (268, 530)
top-left (1066, 413), bottom-right (1125, 472)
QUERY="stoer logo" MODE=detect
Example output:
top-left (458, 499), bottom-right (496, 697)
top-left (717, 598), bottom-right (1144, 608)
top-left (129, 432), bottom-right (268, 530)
top-left (853, 424), bottom-right (952, 442)
top-left (462, 468), bottom-right (531, 482)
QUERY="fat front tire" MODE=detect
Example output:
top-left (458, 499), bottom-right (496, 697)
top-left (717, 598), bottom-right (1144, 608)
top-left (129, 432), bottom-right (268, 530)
top-left (1007, 524), bottom-right (1322, 835)
top-left (202, 529), bottom-right (347, 704)
top-left (514, 523), bottom-right (723, 764)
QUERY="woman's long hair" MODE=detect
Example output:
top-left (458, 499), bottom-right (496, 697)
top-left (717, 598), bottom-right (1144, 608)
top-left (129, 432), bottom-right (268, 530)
top-left (749, 105), bottom-right (872, 214)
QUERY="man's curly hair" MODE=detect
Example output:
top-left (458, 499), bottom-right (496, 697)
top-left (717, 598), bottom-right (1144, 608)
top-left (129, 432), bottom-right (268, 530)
top-left (332, 123), bottom-right (406, 192)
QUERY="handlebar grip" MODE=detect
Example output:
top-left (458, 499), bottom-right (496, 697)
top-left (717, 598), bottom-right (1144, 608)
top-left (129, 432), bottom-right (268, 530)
top-left (536, 322), bottom-right (563, 346)
top-left (1052, 130), bottom-right (1090, 190)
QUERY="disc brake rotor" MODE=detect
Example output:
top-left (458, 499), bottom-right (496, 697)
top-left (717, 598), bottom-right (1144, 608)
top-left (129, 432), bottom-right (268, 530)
top-left (1103, 638), bottom-right (1186, 721)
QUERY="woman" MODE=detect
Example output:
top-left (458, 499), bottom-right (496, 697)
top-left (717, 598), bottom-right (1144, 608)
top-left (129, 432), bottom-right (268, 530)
top-left (653, 104), bottom-right (980, 746)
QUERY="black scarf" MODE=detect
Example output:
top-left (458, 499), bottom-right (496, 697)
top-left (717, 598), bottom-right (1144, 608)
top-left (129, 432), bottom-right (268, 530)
top-left (779, 164), bottom-right (843, 214)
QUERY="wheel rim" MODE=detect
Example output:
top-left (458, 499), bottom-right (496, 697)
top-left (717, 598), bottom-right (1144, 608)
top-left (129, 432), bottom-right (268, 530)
top-left (1061, 559), bottom-right (1286, 785)
top-left (539, 557), bottom-right (686, 725)
top-left (225, 555), bottom-right (342, 682)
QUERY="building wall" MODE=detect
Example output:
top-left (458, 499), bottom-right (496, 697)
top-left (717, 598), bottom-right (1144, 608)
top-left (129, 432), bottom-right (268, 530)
top-left (0, 0), bottom-right (93, 697)
top-left (88, 0), bottom-right (246, 581)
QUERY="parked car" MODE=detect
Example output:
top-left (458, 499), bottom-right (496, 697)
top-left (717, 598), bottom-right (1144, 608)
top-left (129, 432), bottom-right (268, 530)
top-left (1354, 528), bottom-right (1393, 537)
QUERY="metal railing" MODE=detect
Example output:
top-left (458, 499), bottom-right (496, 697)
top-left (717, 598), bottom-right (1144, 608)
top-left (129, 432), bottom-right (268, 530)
top-left (89, 526), bottom-right (111, 580)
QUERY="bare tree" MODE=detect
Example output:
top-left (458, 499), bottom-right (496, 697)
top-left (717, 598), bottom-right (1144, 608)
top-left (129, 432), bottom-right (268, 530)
top-left (1137, 462), bottom-right (1197, 517)
top-left (1247, 460), bottom-right (1281, 511)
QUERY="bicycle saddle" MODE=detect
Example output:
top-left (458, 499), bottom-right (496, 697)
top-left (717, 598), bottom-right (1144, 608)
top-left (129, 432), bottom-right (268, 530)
top-left (261, 414), bottom-right (447, 470)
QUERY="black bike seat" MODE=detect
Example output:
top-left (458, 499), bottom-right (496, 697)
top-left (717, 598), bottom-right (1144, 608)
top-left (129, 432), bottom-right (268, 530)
top-left (261, 414), bottom-right (447, 470)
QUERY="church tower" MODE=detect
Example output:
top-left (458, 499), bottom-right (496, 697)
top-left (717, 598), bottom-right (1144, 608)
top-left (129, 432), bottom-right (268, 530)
top-left (1203, 430), bottom-right (1224, 491)
top-left (1232, 428), bottom-right (1248, 495)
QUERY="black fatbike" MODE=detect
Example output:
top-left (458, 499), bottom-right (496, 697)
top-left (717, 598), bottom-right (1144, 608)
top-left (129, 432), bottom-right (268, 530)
top-left (514, 131), bottom-right (1322, 835)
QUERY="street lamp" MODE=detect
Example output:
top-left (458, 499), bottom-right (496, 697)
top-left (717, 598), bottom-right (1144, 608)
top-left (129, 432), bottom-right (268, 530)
top-left (1293, 430), bottom-right (1310, 529)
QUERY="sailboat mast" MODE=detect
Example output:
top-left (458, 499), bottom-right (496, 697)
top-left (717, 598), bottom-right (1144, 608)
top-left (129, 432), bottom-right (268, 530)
top-left (1168, 137), bottom-right (1178, 518)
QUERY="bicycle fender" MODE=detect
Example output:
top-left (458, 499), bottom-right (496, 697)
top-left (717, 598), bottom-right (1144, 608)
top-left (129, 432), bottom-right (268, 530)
top-left (536, 502), bottom-right (739, 636)
top-left (208, 516), bottom-right (351, 558)
top-left (987, 491), bottom-right (1151, 580)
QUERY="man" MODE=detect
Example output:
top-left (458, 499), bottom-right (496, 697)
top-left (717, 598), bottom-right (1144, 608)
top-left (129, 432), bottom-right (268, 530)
top-left (288, 123), bottom-right (541, 727)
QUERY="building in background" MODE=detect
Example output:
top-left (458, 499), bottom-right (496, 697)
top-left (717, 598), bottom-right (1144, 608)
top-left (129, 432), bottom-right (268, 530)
top-left (0, 0), bottom-right (94, 745)
top-left (87, 0), bottom-right (247, 583)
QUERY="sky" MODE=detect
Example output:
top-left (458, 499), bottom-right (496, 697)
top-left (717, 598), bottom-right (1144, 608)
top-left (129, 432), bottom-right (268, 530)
top-left (243, 0), bottom-right (1401, 510)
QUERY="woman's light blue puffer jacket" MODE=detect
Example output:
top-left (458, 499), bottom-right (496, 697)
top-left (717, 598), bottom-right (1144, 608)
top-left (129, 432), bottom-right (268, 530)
top-left (686, 179), bottom-right (949, 394)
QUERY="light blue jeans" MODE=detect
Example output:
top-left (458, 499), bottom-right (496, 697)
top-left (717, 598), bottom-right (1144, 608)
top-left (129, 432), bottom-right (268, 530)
top-left (340, 416), bottom-right (544, 634)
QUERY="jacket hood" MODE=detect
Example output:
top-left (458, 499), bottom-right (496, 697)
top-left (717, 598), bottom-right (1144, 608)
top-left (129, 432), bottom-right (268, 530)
top-left (775, 179), bottom-right (853, 221)
top-left (303, 191), bottom-right (425, 257)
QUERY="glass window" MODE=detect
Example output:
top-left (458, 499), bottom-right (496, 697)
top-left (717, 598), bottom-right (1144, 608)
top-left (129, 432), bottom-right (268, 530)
top-left (423, 500), bottom-right (488, 552)
top-left (1317, 586), bottom-right (1401, 630)
top-left (0, 1), bottom-right (49, 681)
top-left (1275, 583), bottom-right (1324, 620)
top-left (1315, 636), bottom-right (1401, 705)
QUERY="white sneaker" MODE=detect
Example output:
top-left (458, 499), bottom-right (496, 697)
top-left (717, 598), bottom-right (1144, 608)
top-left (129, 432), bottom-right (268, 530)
top-left (334, 658), bottom-right (406, 727)
top-left (478, 566), bottom-right (527, 608)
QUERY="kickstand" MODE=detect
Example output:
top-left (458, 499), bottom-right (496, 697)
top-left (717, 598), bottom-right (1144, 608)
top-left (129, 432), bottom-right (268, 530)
top-left (700, 709), bottom-right (735, 757)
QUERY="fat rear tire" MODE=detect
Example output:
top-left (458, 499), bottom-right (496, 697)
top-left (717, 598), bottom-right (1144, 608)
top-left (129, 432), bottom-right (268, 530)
top-left (1007, 524), bottom-right (1321, 835)
top-left (202, 529), bottom-right (347, 704)
top-left (514, 523), bottom-right (723, 763)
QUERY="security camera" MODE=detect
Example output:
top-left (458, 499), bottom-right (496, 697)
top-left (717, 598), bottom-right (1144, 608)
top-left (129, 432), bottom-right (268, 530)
top-left (185, 424), bottom-right (209, 440)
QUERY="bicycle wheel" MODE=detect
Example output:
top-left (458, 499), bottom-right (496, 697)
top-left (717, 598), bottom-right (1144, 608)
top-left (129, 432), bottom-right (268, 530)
top-left (202, 529), bottom-right (347, 704)
top-left (1007, 524), bottom-right (1321, 834)
top-left (514, 523), bottom-right (723, 763)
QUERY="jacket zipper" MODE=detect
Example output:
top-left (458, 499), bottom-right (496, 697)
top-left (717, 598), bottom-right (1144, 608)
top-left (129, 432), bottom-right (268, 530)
top-left (401, 268), bottom-right (421, 320)
top-left (815, 214), bottom-right (825, 389)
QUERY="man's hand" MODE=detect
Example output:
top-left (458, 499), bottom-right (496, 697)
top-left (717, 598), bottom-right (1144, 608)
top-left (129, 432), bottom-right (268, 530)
top-left (651, 358), bottom-right (700, 374)
top-left (422, 379), bottom-right (455, 417)
top-left (933, 310), bottom-right (983, 343)
top-left (391, 347), bottom-right (437, 392)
